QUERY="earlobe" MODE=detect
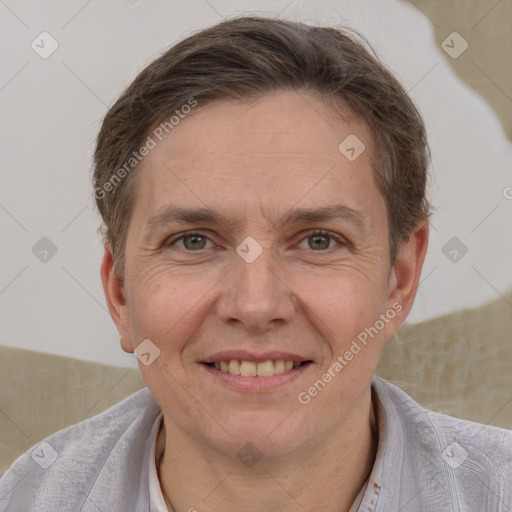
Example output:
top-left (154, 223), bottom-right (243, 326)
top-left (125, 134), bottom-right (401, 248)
top-left (385, 221), bottom-right (429, 335)
top-left (100, 247), bottom-right (134, 353)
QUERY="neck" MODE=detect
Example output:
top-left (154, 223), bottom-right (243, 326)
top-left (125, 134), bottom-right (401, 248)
top-left (157, 388), bottom-right (378, 512)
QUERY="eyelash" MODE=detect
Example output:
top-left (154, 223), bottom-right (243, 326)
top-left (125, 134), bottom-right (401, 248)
top-left (164, 229), bottom-right (348, 252)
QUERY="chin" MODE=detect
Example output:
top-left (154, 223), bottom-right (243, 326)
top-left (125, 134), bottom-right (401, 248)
top-left (210, 410), bottom-right (310, 461)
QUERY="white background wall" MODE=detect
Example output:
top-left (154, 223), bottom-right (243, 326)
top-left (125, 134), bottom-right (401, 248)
top-left (1, 0), bottom-right (511, 368)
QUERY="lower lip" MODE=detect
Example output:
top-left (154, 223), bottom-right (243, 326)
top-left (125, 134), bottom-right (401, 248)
top-left (199, 362), bottom-right (312, 392)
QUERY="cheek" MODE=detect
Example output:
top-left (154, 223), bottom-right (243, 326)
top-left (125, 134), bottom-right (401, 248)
top-left (126, 268), bottom-right (212, 356)
top-left (310, 266), bottom-right (388, 324)
top-left (126, 271), bottom-right (210, 408)
top-left (304, 268), bottom-right (390, 368)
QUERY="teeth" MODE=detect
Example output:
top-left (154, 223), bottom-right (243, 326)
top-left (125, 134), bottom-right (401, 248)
top-left (274, 360), bottom-right (285, 373)
top-left (228, 360), bottom-right (240, 375)
top-left (211, 359), bottom-right (305, 377)
top-left (256, 360), bottom-right (274, 377)
top-left (240, 361), bottom-right (257, 377)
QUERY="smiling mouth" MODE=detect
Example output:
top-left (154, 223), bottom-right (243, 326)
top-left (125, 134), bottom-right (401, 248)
top-left (202, 359), bottom-right (312, 377)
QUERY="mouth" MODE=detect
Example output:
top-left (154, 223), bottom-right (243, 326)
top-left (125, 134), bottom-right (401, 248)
top-left (202, 359), bottom-right (313, 377)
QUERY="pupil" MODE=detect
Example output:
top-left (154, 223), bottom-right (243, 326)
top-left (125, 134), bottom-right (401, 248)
top-left (185, 235), bottom-right (204, 250)
top-left (311, 235), bottom-right (328, 250)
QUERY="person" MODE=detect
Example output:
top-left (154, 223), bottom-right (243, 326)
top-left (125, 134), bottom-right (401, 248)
top-left (1, 15), bottom-right (511, 512)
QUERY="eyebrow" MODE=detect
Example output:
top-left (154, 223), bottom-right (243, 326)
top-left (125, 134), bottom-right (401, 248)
top-left (145, 204), bottom-right (367, 233)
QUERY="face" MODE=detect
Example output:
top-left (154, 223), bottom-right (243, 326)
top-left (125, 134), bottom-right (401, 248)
top-left (102, 90), bottom-right (427, 458)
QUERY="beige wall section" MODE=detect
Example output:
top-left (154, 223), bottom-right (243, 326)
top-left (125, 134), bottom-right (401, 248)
top-left (378, 289), bottom-right (512, 429)
top-left (403, 0), bottom-right (512, 140)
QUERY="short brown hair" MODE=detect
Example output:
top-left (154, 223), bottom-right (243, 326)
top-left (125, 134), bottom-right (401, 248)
top-left (93, 16), bottom-right (431, 279)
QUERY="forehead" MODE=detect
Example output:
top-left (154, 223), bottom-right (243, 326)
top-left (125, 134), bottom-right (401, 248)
top-left (133, 91), bottom-right (381, 226)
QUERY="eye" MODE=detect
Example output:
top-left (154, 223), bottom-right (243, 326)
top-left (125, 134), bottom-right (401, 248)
top-left (165, 232), bottom-right (214, 251)
top-left (297, 230), bottom-right (345, 251)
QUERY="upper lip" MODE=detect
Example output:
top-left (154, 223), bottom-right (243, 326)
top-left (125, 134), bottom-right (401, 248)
top-left (201, 350), bottom-right (311, 364)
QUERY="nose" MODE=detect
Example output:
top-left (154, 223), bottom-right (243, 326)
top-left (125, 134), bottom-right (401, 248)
top-left (216, 246), bottom-right (297, 332)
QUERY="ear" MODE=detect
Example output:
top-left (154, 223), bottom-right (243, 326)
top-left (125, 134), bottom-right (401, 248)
top-left (100, 247), bottom-right (134, 353)
top-left (383, 220), bottom-right (429, 338)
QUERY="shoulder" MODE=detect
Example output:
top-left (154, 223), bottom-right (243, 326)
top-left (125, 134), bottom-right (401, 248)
top-left (374, 375), bottom-right (512, 457)
top-left (425, 407), bottom-right (512, 475)
top-left (0, 388), bottom-right (160, 511)
top-left (424, 408), bottom-right (512, 510)
top-left (373, 375), bottom-right (512, 510)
